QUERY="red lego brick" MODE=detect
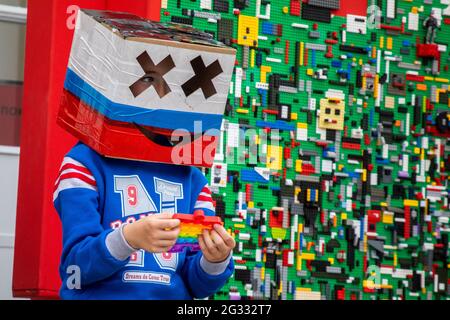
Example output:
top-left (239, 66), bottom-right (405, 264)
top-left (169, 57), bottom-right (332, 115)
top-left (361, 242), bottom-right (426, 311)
top-left (416, 44), bottom-right (440, 60)
top-left (290, 0), bottom-right (300, 16)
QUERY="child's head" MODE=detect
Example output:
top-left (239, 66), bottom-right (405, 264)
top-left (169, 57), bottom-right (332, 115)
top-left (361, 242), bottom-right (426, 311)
top-left (58, 9), bottom-right (236, 167)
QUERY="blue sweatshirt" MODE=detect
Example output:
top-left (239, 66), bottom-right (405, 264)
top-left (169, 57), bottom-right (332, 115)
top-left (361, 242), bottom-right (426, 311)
top-left (53, 142), bottom-right (233, 300)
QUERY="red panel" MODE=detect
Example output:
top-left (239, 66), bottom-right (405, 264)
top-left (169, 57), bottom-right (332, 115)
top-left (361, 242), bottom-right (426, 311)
top-left (13, 0), bottom-right (162, 299)
top-left (333, 0), bottom-right (368, 17)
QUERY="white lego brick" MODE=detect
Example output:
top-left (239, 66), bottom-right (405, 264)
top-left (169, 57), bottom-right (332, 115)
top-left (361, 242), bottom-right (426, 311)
top-left (235, 67), bottom-right (243, 98)
top-left (200, 0), bottom-right (212, 10)
top-left (228, 122), bottom-right (240, 148)
top-left (292, 23), bottom-right (309, 29)
top-left (322, 160), bottom-right (333, 173)
top-left (408, 12), bottom-right (419, 31)
top-left (387, 0), bottom-right (396, 19)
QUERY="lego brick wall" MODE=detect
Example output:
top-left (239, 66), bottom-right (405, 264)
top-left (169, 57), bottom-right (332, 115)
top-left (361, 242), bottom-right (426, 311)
top-left (161, 1), bottom-right (450, 300)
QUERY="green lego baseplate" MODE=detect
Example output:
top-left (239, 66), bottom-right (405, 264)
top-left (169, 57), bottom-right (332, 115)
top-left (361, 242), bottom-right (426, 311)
top-left (161, 0), bottom-right (450, 300)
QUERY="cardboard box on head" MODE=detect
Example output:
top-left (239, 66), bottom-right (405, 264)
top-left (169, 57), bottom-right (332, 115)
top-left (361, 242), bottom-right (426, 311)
top-left (58, 9), bottom-right (236, 167)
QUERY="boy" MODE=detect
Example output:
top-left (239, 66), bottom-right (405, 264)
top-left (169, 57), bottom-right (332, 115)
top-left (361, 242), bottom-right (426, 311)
top-left (54, 10), bottom-right (237, 300)
top-left (54, 142), bottom-right (235, 300)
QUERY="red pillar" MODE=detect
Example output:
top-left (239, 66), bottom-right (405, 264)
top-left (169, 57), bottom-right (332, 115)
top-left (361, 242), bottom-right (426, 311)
top-left (13, 0), bottom-right (161, 299)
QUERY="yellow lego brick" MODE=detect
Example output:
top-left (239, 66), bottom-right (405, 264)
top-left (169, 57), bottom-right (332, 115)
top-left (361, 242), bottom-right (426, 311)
top-left (236, 108), bottom-right (249, 114)
top-left (297, 256), bottom-right (302, 271)
top-left (374, 75), bottom-right (379, 99)
top-left (414, 147), bottom-right (420, 154)
top-left (394, 252), bottom-right (397, 267)
top-left (299, 42), bottom-right (304, 66)
top-left (295, 186), bottom-right (301, 201)
top-left (267, 145), bottom-right (283, 170)
top-left (260, 65), bottom-right (272, 83)
top-left (296, 287), bottom-right (312, 292)
top-left (299, 253), bottom-right (315, 260)
top-left (424, 76), bottom-right (434, 81)
top-left (282, 6), bottom-right (289, 14)
top-left (298, 223), bottom-right (303, 233)
top-left (271, 227), bottom-right (287, 239)
top-left (297, 122), bottom-right (307, 129)
top-left (341, 213), bottom-right (347, 220)
top-left (386, 37), bottom-right (393, 50)
top-left (248, 201), bottom-right (254, 209)
top-left (250, 48), bottom-right (255, 68)
top-left (379, 36), bottom-right (384, 48)
top-left (364, 280), bottom-right (393, 290)
top-left (296, 159), bottom-right (302, 173)
top-left (234, 224), bottom-right (246, 229)
top-left (434, 77), bottom-right (449, 83)
top-left (382, 212), bottom-right (394, 224)
top-left (411, 7), bottom-right (418, 14)
top-left (328, 258), bottom-right (334, 265)
top-left (380, 202), bottom-right (388, 207)
top-left (306, 68), bottom-right (314, 76)
top-left (362, 169), bottom-right (367, 182)
top-left (238, 15), bottom-right (259, 47)
top-left (404, 199), bottom-right (419, 207)
top-left (291, 112), bottom-right (298, 121)
top-left (261, 267), bottom-right (265, 280)
top-left (338, 164), bottom-right (344, 171)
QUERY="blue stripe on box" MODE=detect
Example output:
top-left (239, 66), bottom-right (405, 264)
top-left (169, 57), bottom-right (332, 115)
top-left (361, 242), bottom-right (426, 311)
top-left (64, 68), bottom-right (223, 134)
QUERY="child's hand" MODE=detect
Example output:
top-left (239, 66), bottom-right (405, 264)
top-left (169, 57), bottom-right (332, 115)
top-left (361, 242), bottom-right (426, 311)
top-left (123, 213), bottom-right (180, 253)
top-left (199, 224), bottom-right (236, 263)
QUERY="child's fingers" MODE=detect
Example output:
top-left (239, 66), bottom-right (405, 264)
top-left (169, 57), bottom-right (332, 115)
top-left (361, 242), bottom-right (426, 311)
top-left (202, 230), bottom-right (219, 254)
top-left (154, 213), bottom-right (175, 219)
top-left (155, 218), bottom-right (181, 230)
top-left (210, 230), bottom-right (228, 253)
top-left (198, 235), bottom-right (207, 253)
top-left (214, 224), bottom-right (236, 248)
top-left (157, 228), bottom-right (180, 240)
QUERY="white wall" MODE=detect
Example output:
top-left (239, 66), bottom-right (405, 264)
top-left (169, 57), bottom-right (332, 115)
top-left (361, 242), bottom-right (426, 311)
top-left (0, 148), bottom-right (20, 300)
top-left (0, 0), bottom-right (27, 300)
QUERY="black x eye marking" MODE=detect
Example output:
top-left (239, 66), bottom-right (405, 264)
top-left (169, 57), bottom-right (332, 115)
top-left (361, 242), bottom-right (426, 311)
top-left (129, 51), bottom-right (175, 98)
top-left (181, 56), bottom-right (223, 99)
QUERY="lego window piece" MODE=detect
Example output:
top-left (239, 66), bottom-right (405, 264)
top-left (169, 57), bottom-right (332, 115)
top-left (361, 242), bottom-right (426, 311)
top-left (346, 14), bottom-right (367, 34)
top-left (256, 0), bottom-right (271, 19)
